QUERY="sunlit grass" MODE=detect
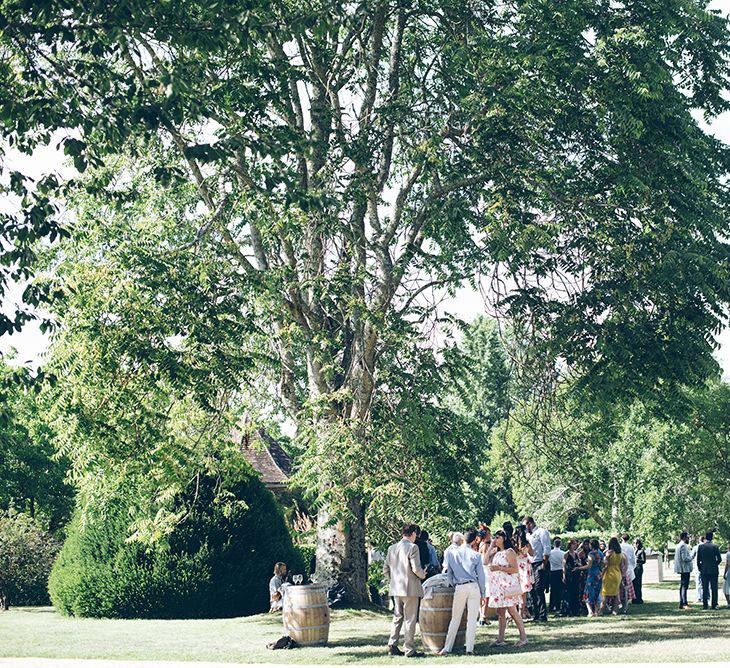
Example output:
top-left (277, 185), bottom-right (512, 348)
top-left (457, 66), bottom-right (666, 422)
top-left (1, 584), bottom-right (728, 664)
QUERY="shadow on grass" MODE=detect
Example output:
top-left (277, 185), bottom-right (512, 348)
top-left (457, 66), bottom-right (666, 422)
top-left (324, 601), bottom-right (730, 663)
top-left (9, 607), bottom-right (57, 614)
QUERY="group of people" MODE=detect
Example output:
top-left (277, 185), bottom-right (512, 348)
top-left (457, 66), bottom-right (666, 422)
top-left (383, 520), bottom-right (730, 657)
top-left (266, 522), bottom-right (730, 655)
top-left (674, 531), bottom-right (730, 610)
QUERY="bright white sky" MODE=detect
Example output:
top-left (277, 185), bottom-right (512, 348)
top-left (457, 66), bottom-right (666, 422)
top-left (2, 2), bottom-right (730, 380)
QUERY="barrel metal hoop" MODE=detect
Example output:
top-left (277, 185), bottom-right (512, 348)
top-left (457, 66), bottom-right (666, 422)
top-left (420, 607), bottom-right (455, 612)
top-left (284, 602), bottom-right (328, 609)
top-left (285, 623), bottom-right (330, 631)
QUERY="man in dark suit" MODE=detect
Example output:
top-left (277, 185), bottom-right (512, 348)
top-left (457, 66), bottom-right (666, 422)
top-left (696, 530), bottom-right (722, 609)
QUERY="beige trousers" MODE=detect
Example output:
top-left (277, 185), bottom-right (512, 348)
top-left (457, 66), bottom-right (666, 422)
top-left (388, 595), bottom-right (420, 654)
top-left (443, 581), bottom-right (481, 653)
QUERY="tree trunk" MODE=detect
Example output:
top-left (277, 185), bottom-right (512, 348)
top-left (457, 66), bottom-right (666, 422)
top-left (314, 496), bottom-right (369, 605)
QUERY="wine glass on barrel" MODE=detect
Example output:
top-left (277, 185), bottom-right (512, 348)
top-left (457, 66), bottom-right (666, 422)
top-left (293, 574), bottom-right (303, 585)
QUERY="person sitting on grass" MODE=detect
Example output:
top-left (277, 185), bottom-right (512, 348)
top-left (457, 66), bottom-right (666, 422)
top-left (269, 562), bottom-right (287, 612)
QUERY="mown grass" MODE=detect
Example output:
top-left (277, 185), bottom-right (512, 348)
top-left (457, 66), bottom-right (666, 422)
top-left (1, 584), bottom-right (729, 664)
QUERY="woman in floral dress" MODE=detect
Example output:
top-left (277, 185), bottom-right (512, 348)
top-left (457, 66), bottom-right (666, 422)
top-left (514, 524), bottom-right (534, 620)
top-left (576, 539), bottom-right (604, 617)
top-left (619, 547), bottom-right (635, 613)
top-left (488, 530), bottom-right (528, 647)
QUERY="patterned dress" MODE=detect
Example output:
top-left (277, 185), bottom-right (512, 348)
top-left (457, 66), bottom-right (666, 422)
top-left (489, 549), bottom-right (522, 608)
top-left (517, 551), bottom-right (533, 593)
top-left (621, 554), bottom-right (635, 601)
top-left (583, 549), bottom-right (604, 605)
top-left (577, 550), bottom-right (589, 614)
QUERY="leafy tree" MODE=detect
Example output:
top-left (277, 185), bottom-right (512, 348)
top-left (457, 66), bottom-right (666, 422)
top-left (0, 510), bottom-right (59, 609)
top-left (445, 316), bottom-right (514, 525)
top-left (494, 379), bottom-right (730, 547)
top-left (2, 0), bottom-right (730, 601)
top-left (0, 362), bottom-right (73, 533)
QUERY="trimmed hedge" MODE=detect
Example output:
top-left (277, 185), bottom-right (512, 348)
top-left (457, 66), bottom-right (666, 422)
top-left (48, 470), bottom-right (304, 618)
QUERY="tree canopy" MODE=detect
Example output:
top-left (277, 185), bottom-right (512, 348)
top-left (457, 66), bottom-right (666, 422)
top-left (2, 0), bottom-right (730, 599)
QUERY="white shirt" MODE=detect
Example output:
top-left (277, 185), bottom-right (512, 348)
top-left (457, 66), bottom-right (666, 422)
top-left (528, 526), bottom-right (551, 564)
top-left (549, 547), bottom-right (566, 571)
top-left (368, 547), bottom-right (384, 564)
top-left (622, 541), bottom-right (637, 579)
top-left (442, 544), bottom-right (461, 572)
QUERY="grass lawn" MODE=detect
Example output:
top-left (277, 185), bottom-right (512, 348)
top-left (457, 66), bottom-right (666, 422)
top-left (2, 584), bottom-right (729, 664)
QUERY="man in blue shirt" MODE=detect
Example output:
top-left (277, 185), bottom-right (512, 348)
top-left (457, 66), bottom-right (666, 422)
top-left (439, 529), bottom-right (485, 656)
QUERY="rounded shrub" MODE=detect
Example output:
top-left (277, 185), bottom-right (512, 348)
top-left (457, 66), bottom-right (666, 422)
top-left (0, 511), bottom-right (59, 609)
top-left (48, 469), bottom-right (304, 618)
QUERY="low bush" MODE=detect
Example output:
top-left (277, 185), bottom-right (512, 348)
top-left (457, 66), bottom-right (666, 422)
top-left (48, 469), bottom-right (304, 618)
top-left (0, 511), bottom-right (59, 609)
top-left (295, 543), bottom-right (316, 580)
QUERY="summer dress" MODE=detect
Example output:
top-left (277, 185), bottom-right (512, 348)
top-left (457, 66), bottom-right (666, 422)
top-left (489, 549), bottom-right (522, 608)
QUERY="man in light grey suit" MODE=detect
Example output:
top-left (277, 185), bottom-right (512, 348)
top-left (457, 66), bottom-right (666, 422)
top-left (384, 523), bottom-right (426, 657)
top-left (674, 531), bottom-right (693, 609)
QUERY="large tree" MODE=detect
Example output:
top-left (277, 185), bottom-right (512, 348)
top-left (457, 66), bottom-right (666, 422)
top-left (2, 1), bottom-right (730, 600)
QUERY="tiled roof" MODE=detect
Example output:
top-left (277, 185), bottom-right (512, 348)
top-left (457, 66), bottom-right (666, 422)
top-left (233, 425), bottom-right (292, 487)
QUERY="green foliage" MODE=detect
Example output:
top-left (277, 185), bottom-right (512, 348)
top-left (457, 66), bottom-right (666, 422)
top-left (49, 470), bottom-right (304, 618)
top-left (0, 362), bottom-right (73, 534)
top-left (494, 379), bottom-right (730, 548)
top-left (0, 511), bottom-right (59, 608)
top-left (444, 317), bottom-right (515, 527)
top-left (295, 544), bottom-right (317, 580)
top-left (4, 0), bottom-right (730, 598)
top-left (367, 560), bottom-right (387, 599)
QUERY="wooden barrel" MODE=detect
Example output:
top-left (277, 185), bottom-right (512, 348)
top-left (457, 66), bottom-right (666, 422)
top-left (282, 584), bottom-right (330, 646)
top-left (419, 588), bottom-right (466, 653)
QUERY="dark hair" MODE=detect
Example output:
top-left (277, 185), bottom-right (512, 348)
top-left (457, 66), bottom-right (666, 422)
top-left (590, 539), bottom-right (600, 550)
top-left (522, 516), bottom-right (535, 525)
top-left (502, 521), bottom-right (514, 538)
top-left (420, 530), bottom-right (430, 541)
top-left (465, 529), bottom-right (479, 545)
top-left (635, 539), bottom-right (643, 550)
top-left (554, 537), bottom-right (561, 546)
top-left (680, 531), bottom-right (689, 542)
top-left (621, 533), bottom-right (630, 541)
top-left (494, 529), bottom-right (513, 551)
top-left (705, 531), bottom-right (714, 542)
top-left (402, 523), bottom-right (418, 537)
top-left (608, 536), bottom-right (621, 553)
top-left (514, 524), bottom-right (528, 550)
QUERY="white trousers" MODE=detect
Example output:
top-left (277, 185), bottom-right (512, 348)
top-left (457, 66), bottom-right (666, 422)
top-left (443, 581), bottom-right (481, 653)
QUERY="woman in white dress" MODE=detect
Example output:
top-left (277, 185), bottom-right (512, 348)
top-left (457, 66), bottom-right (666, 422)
top-left (722, 543), bottom-right (730, 608)
top-left (488, 530), bottom-right (527, 647)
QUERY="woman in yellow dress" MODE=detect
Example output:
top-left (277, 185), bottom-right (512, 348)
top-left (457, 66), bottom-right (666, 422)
top-left (600, 536), bottom-right (623, 615)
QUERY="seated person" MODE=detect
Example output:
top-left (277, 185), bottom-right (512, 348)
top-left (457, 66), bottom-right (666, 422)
top-left (269, 562), bottom-right (287, 612)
